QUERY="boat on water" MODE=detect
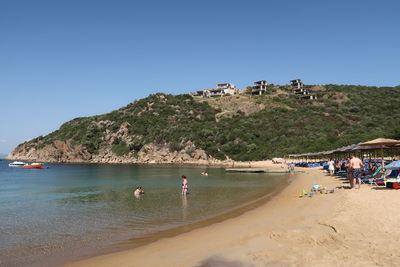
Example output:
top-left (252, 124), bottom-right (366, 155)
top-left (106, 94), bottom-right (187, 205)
top-left (22, 163), bottom-right (45, 169)
top-left (8, 161), bottom-right (26, 167)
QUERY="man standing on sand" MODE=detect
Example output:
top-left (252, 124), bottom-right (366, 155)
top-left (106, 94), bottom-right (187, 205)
top-left (350, 155), bottom-right (364, 189)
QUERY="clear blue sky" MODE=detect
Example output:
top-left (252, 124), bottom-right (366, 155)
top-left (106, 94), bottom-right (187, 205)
top-left (1, 0), bottom-right (399, 154)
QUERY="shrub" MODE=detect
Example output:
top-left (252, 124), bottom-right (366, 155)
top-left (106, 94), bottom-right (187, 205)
top-left (112, 142), bottom-right (129, 156)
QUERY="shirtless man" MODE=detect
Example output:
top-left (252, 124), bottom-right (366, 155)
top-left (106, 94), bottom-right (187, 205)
top-left (350, 155), bottom-right (364, 189)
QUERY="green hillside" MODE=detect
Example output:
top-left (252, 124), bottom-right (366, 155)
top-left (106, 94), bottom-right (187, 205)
top-left (20, 84), bottom-right (400, 161)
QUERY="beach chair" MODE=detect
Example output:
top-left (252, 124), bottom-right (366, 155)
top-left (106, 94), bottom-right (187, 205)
top-left (361, 166), bottom-right (383, 183)
top-left (370, 166), bottom-right (383, 178)
top-left (336, 170), bottom-right (347, 176)
top-left (366, 169), bottom-right (392, 186)
top-left (388, 169), bottom-right (399, 178)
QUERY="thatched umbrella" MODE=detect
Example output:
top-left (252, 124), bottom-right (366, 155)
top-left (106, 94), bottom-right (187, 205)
top-left (358, 138), bottom-right (400, 167)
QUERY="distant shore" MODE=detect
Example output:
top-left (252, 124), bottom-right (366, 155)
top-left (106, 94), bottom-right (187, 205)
top-left (4, 158), bottom-right (289, 169)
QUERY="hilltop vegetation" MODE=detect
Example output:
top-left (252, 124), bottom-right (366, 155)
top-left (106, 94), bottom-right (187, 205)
top-left (12, 84), bottom-right (400, 162)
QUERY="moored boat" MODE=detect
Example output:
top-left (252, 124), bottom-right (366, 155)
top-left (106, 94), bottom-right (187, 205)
top-left (8, 161), bottom-right (26, 167)
top-left (23, 163), bottom-right (45, 169)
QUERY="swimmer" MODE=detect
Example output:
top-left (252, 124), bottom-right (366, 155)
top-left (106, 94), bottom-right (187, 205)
top-left (134, 186), bottom-right (145, 196)
top-left (134, 187), bottom-right (141, 196)
top-left (200, 172), bottom-right (208, 176)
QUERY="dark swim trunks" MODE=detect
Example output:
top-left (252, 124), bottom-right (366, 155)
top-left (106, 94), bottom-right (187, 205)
top-left (352, 168), bottom-right (362, 179)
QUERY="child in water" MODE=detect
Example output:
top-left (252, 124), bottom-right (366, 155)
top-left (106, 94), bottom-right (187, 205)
top-left (134, 186), bottom-right (144, 196)
top-left (181, 175), bottom-right (189, 194)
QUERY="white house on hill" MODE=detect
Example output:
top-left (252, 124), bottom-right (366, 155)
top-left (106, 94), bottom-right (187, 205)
top-left (203, 83), bottom-right (239, 97)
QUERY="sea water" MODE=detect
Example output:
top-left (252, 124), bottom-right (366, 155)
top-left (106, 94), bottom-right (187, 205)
top-left (0, 160), bottom-right (289, 266)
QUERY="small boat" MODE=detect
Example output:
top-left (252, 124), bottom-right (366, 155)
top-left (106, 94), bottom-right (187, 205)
top-left (8, 161), bottom-right (26, 167)
top-left (23, 163), bottom-right (45, 169)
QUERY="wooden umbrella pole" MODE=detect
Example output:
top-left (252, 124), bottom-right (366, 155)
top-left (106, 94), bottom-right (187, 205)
top-left (369, 152), bottom-right (372, 170)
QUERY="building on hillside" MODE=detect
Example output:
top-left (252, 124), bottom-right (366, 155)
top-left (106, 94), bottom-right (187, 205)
top-left (249, 80), bottom-right (268, 95)
top-left (291, 79), bottom-right (303, 89)
top-left (203, 88), bottom-right (224, 97)
top-left (216, 83), bottom-right (239, 95)
top-left (203, 83), bottom-right (239, 97)
top-left (294, 87), bottom-right (309, 95)
top-left (302, 95), bottom-right (317, 100)
top-left (290, 79), bottom-right (317, 100)
top-left (189, 91), bottom-right (204, 97)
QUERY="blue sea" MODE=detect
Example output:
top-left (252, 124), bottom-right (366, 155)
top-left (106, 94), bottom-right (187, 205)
top-left (0, 160), bottom-right (289, 266)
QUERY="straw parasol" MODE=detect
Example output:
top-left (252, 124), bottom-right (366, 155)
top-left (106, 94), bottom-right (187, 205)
top-left (359, 138), bottom-right (400, 147)
top-left (358, 138), bottom-right (400, 167)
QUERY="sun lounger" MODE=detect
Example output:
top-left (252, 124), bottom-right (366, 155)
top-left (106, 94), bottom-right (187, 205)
top-left (336, 170), bottom-right (347, 176)
top-left (362, 169), bottom-right (391, 185)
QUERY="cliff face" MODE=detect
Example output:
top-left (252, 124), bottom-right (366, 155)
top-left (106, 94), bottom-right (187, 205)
top-left (8, 121), bottom-right (215, 164)
top-left (8, 140), bottom-right (213, 164)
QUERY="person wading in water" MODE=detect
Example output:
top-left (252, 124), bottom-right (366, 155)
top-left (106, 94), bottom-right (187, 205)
top-left (181, 175), bottom-right (189, 195)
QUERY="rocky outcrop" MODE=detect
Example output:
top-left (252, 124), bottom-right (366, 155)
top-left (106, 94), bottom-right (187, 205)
top-left (8, 139), bottom-right (220, 165)
top-left (7, 118), bottom-right (220, 164)
top-left (8, 140), bottom-right (92, 162)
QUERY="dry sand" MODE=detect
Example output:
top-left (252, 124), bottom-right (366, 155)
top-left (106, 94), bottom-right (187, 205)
top-left (63, 167), bottom-right (400, 267)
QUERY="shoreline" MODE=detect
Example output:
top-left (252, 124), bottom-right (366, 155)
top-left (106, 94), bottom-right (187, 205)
top-left (97, 172), bottom-right (293, 254)
top-left (63, 167), bottom-right (400, 266)
top-left (45, 170), bottom-right (292, 267)
top-left (4, 158), bottom-right (288, 169)
top-left (63, 168), bottom-right (338, 267)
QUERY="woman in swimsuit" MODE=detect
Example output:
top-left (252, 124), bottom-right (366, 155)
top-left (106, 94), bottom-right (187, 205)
top-left (181, 175), bottom-right (188, 195)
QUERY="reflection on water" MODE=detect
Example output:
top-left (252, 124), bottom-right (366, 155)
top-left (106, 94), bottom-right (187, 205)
top-left (181, 194), bottom-right (188, 221)
top-left (0, 161), bottom-right (289, 267)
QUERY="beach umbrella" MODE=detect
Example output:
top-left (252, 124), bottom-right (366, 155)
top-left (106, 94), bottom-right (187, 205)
top-left (359, 138), bottom-right (400, 147)
top-left (359, 138), bottom-right (400, 167)
top-left (352, 144), bottom-right (388, 151)
top-left (351, 145), bottom-right (388, 166)
top-left (384, 160), bottom-right (400, 170)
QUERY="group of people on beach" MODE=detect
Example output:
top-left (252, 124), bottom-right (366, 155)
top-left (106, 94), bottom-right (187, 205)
top-left (328, 155), bottom-right (365, 189)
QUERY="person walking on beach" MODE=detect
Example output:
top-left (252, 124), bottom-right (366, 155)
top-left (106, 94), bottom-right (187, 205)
top-left (350, 155), bottom-right (364, 189)
top-left (181, 175), bottom-right (189, 195)
top-left (328, 159), bottom-right (335, 176)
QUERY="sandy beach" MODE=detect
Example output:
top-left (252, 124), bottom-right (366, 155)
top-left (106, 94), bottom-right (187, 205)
top-left (60, 165), bottom-right (400, 267)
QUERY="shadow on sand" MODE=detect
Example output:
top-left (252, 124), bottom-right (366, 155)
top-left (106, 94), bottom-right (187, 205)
top-left (195, 256), bottom-right (244, 267)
